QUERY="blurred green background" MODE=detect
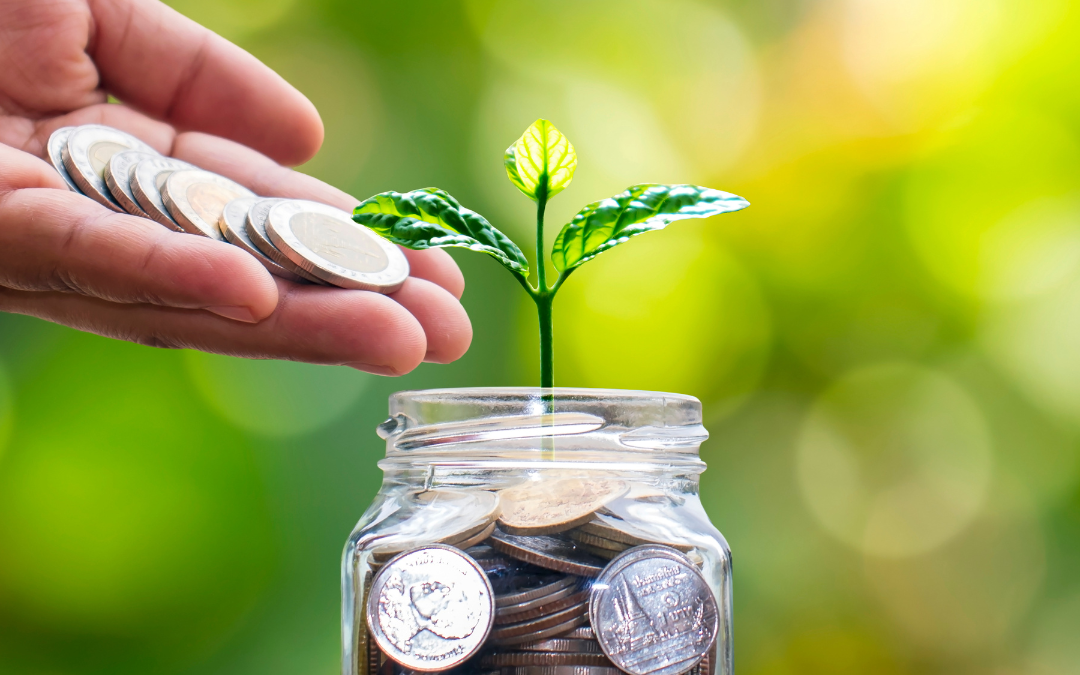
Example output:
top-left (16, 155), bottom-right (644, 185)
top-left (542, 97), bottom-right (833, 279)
top-left (3, 0), bottom-right (1080, 673)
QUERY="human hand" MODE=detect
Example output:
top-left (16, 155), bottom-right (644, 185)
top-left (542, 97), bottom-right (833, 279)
top-left (0, 0), bottom-right (471, 375)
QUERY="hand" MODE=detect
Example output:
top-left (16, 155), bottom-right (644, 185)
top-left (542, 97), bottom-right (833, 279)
top-left (0, 0), bottom-right (472, 375)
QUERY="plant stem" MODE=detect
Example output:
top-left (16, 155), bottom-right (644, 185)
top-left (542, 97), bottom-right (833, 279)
top-left (534, 188), bottom-right (553, 390)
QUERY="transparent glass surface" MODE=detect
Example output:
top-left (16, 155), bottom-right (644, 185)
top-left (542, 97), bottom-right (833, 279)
top-left (343, 388), bottom-right (732, 675)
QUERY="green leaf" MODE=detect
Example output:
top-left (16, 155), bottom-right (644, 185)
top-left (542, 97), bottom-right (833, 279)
top-left (354, 188), bottom-right (529, 277)
top-left (504, 119), bottom-right (577, 201)
top-left (551, 184), bottom-right (749, 272)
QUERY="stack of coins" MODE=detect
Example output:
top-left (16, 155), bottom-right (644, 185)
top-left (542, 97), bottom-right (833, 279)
top-left (363, 478), bottom-right (718, 675)
top-left (46, 125), bottom-right (409, 293)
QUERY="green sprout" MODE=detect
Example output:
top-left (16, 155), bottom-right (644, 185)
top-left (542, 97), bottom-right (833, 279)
top-left (354, 119), bottom-right (749, 389)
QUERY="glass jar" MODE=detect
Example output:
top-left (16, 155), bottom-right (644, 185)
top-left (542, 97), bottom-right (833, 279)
top-left (343, 389), bottom-right (733, 675)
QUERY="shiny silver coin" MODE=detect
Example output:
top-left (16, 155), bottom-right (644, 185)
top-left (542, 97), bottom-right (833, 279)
top-left (46, 127), bottom-right (81, 193)
top-left (490, 612), bottom-right (590, 647)
top-left (577, 519), bottom-right (694, 553)
top-left (497, 579), bottom-right (582, 616)
top-left (367, 544), bottom-right (494, 672)
top-left (104, 150), bottom-right (157, 218)
top-left (245, 198), bottom-right (326, 284)
top-left (162, 169), bottom-right (255, 240)
top-left (266, 199), bottom-right (409, 293)
top-left (131, 156), bottom-right (197, 231)
top-left (516, 638), bottom-right (604, 654)
top-left (452, 521), bottom-right (496, 551)
top-left (508, 667), bottom-right (622, 675)
top-left (219, 197), bottom-right (306, 282)
top-left (567, 530), bottom-right (628, 552)
top-left (590, 545), bottom-right (718, 675)
top-left (562, 627), bottom-right (595, 640)
top-left (480, 653), bottom-right (613, 668)
top-left (368, 490), bottom-right (500, 563)
top-left (496, 588), bottom-right (589, 624)
top-left (489, 603), bottom-right (589, 641)
top-left (490, 529), bottom-right (607, 578)
top-left (495, 574), bottom-right (578, 609)
top-left (63, 125), bottom-right (158, 211)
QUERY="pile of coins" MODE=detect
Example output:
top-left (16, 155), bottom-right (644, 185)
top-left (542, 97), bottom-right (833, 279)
top-left (362, 479), bottom-right (719, 675)
top-left (46, 124), bottom-right (409, 293)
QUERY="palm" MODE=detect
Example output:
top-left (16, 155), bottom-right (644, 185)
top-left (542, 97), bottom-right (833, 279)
top-left (0, 0), bottom-right (471, 374)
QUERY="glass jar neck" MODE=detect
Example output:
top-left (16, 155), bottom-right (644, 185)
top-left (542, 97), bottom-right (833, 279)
top-left (375, 388), bottom-right (709, 477)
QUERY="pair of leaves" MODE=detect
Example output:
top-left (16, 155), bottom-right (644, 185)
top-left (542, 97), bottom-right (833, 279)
top-left (353, 120), bottom-right (749, 282)
top-left (353, 188), bottom-right (529, 277)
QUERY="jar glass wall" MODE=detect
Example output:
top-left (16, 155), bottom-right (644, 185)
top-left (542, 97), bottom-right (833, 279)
top-left (343, 389), bottom-right (732, 675)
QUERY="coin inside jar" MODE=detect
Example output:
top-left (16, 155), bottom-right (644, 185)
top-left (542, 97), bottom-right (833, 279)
top-left (369, 490), bottom-right (500, 562)
top-left (589, 545), bottom-right (718, 675)
top-left (162, 169), bottom-right (255, 240)
top-left (366, 544), bottom-right (494, 672)
top-left (497, 478), bottom-right (628, 536)
top-left (490, 529), bottom-right (607, 578)
top-left (576, 518), bottom-right (694, 553)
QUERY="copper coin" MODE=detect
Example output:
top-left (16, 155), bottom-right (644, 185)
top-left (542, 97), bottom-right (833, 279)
top-left (496, 588), bottom-right (589, 624)
top-left (490, 603), bottom-right (589, 641)
top-left (577, 519), bottom-right (694, 553)
top-left (480, 653), bottom-right (613, 668)
top-left (498, 478), bottom-right (628, 535)
top-left (488, 612), bottom-right (590, 646)
top-left (515, 638), bottom-right (604, 654)
top-left (490, 530), bottom-right (606, 578)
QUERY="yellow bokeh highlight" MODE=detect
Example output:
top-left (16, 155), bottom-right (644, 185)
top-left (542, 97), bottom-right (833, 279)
top-left (797, 363), bottom-right (992, 557)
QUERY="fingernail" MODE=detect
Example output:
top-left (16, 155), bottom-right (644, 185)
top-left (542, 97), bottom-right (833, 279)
top-left (206, 306), bottom-right (257, 323)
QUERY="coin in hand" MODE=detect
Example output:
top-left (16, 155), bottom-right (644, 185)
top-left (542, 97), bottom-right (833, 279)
top-left (63, 125), bottom-right (159, 211)
top-left (219, 198), bottom-right (307, 282)
top-left (162, 169), bottom-right (255, 240)
top-left (266, 200), bottom-right (409, 293)
top-left (105, 150), bottom-right (159, 218)
top-left (130, 156), bottom-right (197, 231)
top-left (46, 127), bottom-right (81, 193)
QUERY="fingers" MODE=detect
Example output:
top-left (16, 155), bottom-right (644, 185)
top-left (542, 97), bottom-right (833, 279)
top-left (1, 142), bottom-right (278, 319)
top-left (172, 131), bottom-right (468, 298)
top-left (0, 280), bottom-right (433, 375)
top-left (23, 103), bottom-right (177, 158)
top-left (388, 278), bottom-right (472, 364)
top-left (86, 0), bottom-right (323, 165)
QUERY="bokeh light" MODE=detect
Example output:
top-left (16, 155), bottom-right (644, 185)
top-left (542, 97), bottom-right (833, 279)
top-left (2, 0), bottom-right (1080, 673)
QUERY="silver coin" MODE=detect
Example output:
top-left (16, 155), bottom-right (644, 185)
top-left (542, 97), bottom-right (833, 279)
top-left (516, 638), bottom-right (605, 654)
top-left (245, 198), bottom-right (327, 284)
top-left (46, 127), bottom-right (81, 193)
top-left (490, 529), bottom-right (607, 578)
top-left (509, 667), bottom-right (622, 675)
top-left (162, 169), bottom-right (255, 240)
top-left (266, 199), bottom-right (409, 293)
top-left (367, 544), bottom-right (494, 672)
top-left (63, 125), bottom-right (158, 211)
top-left (131, 156), bottom-right (197, 231)
top-left (489, 612), bottom-right (590, 647)
top-left (480, 653), bottom-right (612, 668)
top-left (590, 545), bottom-right (718, 675)
top-left (104, 150), bottom-right (157, 217)
top-left (563, 627), bottom-right (595, 640)
top-left (496, 588), bottom-right (589, 624)
top-left (220, 197), bottom-right (306, 282)
top-left (490, 603), bottom-right (589, 641)
top-left (496, 575), bottom-right (578, 609)
top-left (577, 519), bottom-right (694, 553)
top-left (368, 490), bottom-right (500, 563)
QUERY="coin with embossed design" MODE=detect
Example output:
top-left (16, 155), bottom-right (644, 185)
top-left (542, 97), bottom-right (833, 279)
top-left (589, 545), bottom-right (718, 675)
top-left (490, 529), bottom-right (606, 577)
top-left (131, 156), bottom-right (196, 231)
top-left (266, 199), bottom-right (409, 292)
top-left (245, 198), bottom-right (326, 284)
top-left (498, 479), bottom-right (628, 535)
top-left (46, 127), bottom-right (81, 193)
top-left (367, 544), bottom-right (494, 672)
top-left (63, 125), bottom-right (159, 211)
top-left (162, 169), bottom-right (254, 240)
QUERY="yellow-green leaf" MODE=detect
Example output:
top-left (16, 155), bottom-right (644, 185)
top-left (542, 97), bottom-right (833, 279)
top-left (504, 119), bottom-right (577, 201)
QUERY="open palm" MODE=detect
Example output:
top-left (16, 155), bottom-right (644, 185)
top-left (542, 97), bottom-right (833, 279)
top-left (0, 0), bottom-right (471, 375)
